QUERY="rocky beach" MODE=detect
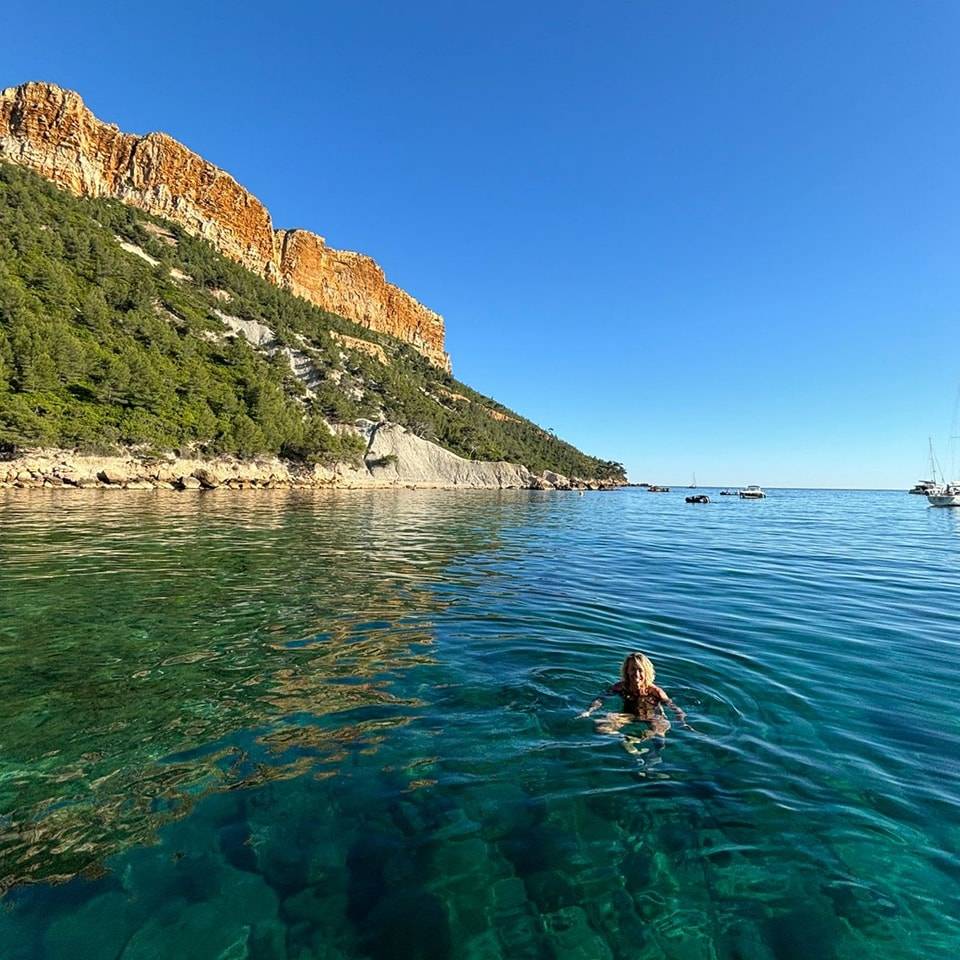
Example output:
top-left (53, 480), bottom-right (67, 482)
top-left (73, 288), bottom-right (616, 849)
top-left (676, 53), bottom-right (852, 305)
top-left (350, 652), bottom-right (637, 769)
top-left (0, 423), bottom-right (621, 492)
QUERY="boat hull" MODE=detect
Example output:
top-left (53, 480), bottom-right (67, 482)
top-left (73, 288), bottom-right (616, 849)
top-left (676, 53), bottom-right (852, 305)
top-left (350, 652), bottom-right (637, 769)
top-left (928, 493), bottom-right (960, 507)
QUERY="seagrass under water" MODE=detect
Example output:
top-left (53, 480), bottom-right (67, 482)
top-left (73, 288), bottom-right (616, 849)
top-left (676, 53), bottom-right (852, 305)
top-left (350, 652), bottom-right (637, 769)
top-left (0, 488), bottom-right (957, 959)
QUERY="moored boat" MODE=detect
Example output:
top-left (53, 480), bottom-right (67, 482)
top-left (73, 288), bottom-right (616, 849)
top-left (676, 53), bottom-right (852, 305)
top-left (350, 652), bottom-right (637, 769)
top-left (913, 440), bottom-right (947, 496)
top-left (738, 485), bottom-right (766, 499)
top-left (928, 484), bottom-right (960, 507)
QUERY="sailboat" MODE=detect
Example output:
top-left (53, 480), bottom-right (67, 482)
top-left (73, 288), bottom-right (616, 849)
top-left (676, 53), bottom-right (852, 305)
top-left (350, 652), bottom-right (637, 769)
top-left (925, 433), bottom-right (960, 507)
top-left (927, 484), bottom-right (960, 507)
top-left (910, 439), bottom-right (945, 495)
top-left (688, 473), bottom-right (697, 489)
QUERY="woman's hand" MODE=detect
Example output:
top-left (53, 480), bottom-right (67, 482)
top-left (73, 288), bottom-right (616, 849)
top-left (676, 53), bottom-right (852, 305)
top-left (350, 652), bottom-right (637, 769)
top-left (578, 697), bottom-right (604, 719)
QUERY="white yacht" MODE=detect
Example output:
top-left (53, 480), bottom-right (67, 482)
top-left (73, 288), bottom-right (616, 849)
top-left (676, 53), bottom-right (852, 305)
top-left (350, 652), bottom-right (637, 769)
top-left (738, 485), bottom-right (766, 499)
top-left (928, 484), bottom-right (960, 508)
top-left (909, 479), bottom-right (943, 495)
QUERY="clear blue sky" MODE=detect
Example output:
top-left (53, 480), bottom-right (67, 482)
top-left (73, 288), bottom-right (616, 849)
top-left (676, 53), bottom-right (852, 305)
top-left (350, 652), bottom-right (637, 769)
top-left (4, 2), bottom-right (959, 487)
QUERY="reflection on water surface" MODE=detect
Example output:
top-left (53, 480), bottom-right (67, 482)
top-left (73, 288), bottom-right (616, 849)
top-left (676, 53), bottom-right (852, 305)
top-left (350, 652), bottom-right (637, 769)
top-left (1, 488), bottom-right (958, 959)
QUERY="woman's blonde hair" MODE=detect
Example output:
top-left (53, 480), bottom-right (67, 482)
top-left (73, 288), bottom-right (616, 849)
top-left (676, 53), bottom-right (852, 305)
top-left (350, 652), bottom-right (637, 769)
top-left (621, 651), bottom-right (655, 686)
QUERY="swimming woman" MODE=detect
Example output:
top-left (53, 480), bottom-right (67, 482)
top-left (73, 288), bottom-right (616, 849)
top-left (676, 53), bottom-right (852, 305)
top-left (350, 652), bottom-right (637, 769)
top-left (579, 652), bottom-right (689, 749)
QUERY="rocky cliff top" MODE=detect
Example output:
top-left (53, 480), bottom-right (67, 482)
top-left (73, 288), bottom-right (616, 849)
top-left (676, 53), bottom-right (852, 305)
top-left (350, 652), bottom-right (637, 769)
top-left (0, 81), bottom-right (450, 370)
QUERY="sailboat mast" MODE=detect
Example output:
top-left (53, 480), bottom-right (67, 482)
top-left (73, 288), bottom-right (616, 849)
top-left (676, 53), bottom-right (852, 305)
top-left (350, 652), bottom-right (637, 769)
top-left (929, 437), bottom-right (944, 485)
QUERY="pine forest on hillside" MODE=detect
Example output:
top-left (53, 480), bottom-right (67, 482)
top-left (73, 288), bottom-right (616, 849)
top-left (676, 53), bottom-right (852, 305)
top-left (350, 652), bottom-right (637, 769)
top-left (0, 163), bottom-right (625, 481)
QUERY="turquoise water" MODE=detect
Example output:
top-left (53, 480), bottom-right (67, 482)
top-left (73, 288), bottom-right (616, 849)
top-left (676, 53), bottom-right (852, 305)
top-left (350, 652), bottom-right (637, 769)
top-left (0, 488), bottom-right (958, 959)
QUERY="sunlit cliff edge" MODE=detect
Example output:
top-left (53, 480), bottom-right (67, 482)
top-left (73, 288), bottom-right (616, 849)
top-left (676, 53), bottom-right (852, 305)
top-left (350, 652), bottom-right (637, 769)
top-left (0, 81), bottom-right (450, 371)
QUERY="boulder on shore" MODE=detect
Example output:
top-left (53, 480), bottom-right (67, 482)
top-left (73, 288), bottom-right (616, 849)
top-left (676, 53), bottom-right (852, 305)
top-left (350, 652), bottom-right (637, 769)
top-left (192, 468), bottom-right (220, 489)
top-left (542, 470), bottom-right (571, 490)
top-left (97, 468), bottom-right (127, 485)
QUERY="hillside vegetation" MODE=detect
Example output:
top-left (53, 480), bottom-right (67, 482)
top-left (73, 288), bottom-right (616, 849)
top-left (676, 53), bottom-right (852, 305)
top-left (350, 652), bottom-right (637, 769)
top-left (0, 162), bottom-right (624, 481)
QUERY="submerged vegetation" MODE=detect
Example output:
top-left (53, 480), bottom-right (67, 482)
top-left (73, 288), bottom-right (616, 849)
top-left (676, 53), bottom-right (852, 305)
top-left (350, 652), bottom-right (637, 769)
top-left (0, 162), bottom-right (624, 480)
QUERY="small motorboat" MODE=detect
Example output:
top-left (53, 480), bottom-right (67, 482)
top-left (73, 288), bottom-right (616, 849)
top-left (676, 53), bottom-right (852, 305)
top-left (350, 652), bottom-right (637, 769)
top-left (685, 494), bottom-right (710, 504)
top-left (909, 480), bottom-right (943, 495)
top-left (647, 485), bottom-right (670, 493)
top-left (928, 484), bottom-right (960, 507)
top-left (738, 485), bottom-right (766, 499)
top-left (719, 490), bottom-right (736, 496)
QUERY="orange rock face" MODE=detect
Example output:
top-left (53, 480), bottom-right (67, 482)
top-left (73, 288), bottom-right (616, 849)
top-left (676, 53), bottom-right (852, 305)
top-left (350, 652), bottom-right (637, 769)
top-left (276, 230), bottom-right (447, 370)
top-left (0, 82), bottom-right (450, 370)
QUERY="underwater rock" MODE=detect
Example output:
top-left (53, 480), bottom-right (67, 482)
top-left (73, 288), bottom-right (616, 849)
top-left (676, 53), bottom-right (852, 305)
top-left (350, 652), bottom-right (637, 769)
top-left (459, 929), bottom-right (502, 960)
top-left (541, 905), bottom-right (614, 960)
top-left (495, 910), bottom-right (544, 958)
top-left (121, 871), bottom-right (278, 960)
top-left (762, 904), bottom-right (842, 960)
top-left (523, 870), bottom-right (581, 914)
top-left (122, 909), bottom-right (251, 960)
top-left (491, 876), bottom-right (527, 912)
top-left (283, 885), bottom-right (349, 927)
top-left (44, 892), bottom-right (141, 960)
top-left (218, 820), bottom-right (258, 875)
top-left (716, 921), bottom-right (778, 960)
top-left (359, 888), bottom-right (453, 960)
top-left (246, 918), bottom-right (289, 960)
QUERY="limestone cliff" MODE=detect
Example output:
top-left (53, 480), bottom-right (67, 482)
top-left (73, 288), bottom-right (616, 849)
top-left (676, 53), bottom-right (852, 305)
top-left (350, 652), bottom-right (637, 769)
top-left (276, 230), bottom-right (446, 365)
top-left (0, 81), bottom-right (450, 370)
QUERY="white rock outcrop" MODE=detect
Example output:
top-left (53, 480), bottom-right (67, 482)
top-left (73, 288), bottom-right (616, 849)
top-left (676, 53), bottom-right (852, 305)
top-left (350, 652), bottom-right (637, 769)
top-left (355, 423), bottom-right (531, 489)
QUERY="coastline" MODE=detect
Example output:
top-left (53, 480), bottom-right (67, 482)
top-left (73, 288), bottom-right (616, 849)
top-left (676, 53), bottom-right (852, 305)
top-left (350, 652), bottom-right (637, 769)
top-left (0, 445), bottom-right (622, 493)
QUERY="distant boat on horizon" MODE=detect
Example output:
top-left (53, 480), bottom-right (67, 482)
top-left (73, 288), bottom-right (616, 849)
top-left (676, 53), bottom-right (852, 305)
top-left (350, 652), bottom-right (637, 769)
top-left (919, 437), bottom-right (960, 506)
top-left (924, 439), bottom-right (960, 506)
top-left (688, 472), bottom-right (697, 489)
top-left (910, 439), bottom-right (945, 495)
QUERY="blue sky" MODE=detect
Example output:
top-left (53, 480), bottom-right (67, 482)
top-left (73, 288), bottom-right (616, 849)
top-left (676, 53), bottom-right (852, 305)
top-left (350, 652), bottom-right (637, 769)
top-left (4, 1), bottom-right (959, 487)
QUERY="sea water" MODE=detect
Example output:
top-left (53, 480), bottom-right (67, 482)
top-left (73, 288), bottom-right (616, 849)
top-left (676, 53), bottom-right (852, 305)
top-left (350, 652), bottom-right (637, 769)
top-left (0, 488), bottom-right (957, 959)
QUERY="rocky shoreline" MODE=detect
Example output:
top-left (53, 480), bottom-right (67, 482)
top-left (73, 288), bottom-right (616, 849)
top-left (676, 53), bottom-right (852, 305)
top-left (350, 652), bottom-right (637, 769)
top-left (0, 445), bottom-right (622, 493)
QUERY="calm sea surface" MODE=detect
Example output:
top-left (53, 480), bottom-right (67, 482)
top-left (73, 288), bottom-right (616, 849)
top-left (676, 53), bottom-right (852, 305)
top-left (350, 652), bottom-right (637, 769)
top-left (0, 488), bottom-right (958, 959)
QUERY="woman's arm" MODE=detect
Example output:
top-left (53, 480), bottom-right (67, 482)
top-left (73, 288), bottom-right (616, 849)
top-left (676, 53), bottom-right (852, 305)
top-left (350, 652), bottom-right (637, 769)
top-left (578, 683), bottom-right (621, 718)
top-left (653, 685), bottom-right (692, 728)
